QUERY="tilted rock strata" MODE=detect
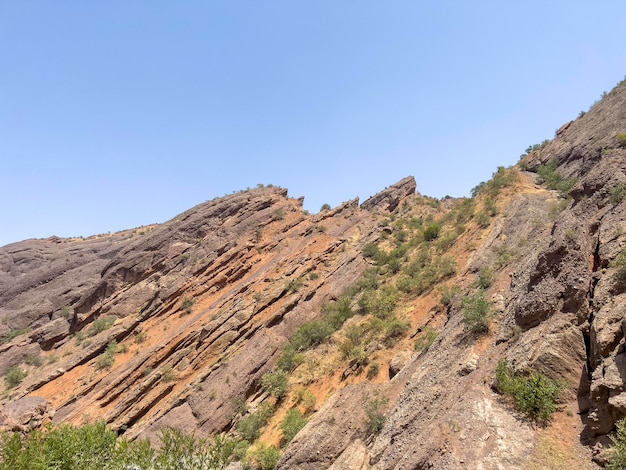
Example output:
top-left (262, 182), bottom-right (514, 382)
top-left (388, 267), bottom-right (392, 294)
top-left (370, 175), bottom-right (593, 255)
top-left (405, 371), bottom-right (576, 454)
top-left (1, 81), bottom-right (626, 469)
top-left (0, 185), bottom-right (387, 442)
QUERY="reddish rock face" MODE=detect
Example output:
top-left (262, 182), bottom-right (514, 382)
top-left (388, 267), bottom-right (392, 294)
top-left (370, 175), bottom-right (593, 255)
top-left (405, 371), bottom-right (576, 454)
top-left (0, 184), bottom-right (387, 440)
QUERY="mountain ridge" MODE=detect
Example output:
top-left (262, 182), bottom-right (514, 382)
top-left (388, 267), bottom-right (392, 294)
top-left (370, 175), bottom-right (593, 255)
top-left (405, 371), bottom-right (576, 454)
top-left (1, 77), bottom-right (626, 468)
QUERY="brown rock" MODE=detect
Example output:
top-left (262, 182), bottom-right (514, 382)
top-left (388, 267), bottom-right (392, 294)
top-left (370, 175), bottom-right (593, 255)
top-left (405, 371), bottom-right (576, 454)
top-left (361, 176), bottom-right (416, 213)
top-left (0, 396), bottom-right (52, 432)
top-left (388, 350), bottom-right (414, 379)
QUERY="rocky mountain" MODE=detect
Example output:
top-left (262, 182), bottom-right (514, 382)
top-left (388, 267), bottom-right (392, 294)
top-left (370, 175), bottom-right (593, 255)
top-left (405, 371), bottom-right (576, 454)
top-left (1, 79), bottom-right (626, 469)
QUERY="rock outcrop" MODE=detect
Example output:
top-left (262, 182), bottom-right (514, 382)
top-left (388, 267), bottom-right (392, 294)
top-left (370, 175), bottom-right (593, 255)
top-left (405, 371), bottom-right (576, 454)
top-left (360, 176), bottom-right (416, 213)
top-left (0, 184), bottom-right (385, 441)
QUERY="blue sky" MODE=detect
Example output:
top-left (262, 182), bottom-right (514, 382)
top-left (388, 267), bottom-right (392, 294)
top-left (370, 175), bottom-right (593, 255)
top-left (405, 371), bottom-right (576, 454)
top-left (1, 2), bottom-right (625, 246)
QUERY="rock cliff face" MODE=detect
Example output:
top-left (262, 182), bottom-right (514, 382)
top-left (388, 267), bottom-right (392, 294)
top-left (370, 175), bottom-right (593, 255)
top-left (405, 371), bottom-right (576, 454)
top-left (2, 79), bottom-right (626, 469)
top-left (0, 186), bottom-right (396, 439)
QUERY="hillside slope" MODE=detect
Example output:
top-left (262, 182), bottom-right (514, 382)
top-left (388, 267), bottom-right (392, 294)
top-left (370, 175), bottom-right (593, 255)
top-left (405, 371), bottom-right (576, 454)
top-left (1, 79), bottom-right (626, 468)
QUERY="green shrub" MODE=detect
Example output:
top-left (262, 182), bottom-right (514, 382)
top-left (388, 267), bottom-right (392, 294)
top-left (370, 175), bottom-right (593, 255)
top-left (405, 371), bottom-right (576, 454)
top-left (25, 354), bottom-right (43, 367)
top-left (339, 325), bottom-right (369, 367)
top-left (1, 328), bottom-right (30, 345)
top-left (617, 133), bottom-right (626, 148)
top-left (438, 284), bottom-right (461, 307)
top-left (495, 360), bottom-right (563, 425)
top-left (363, 393), bottom-right (388, 435)
top-left (485, 197), bottom-right (498, 216)
top-left (292, 387), bottom-right (316, 414)
top-left (280, 408), bottom-right (307, 445)
top-left (519, 141), bottom-right (550, 160)
top-left (162, 365), bottom-right (177, 383)
top-left (181, 297), bottom-right (195, 315)
top-left (87, 317), bottom-right (115, 337)
top-left (155, 427), bottom-right (237, 469)
top-left (275, 346), bottom-right (305, 373)
top-left (609, 183), bottom-right (626, 206)
top-left (231, 396), bottom-right (248, 416)
top-left (322, 294), bottom-right (354, 329)
top-left (454, 198), bottom-right (475, 223)
top-left (395, 276), bottom-right (416, 294)
top-left (346, 346), bottom-right (369, 370)
top-left (404, 248), bottom-right (430, 276)
top-left (612, 251), bottom-right (626, 283)
top-left (60, 305), bottom-right (74, 319)
top-left (414, 327), bottom-right (438, 352)
top-left (494, 244), bottom-right (516, 269)
top-left (95, 340), bottom-right (118, 371)
top-left (274, 209), bottom-right (285, 220)
top-left (287, 277), bottom-right (304, 293)
top-left (5, 366), bottom-right (27, 389)
top-left (397, 253), bottom-right (440, 295)
top-left (357, 268), bottom-right (379, 291)
top-left (367, 362), bottom-right (380, 379)
top-left (607, 418), bottom-right (626, 469)
top-left (436, 232), bottom-right (458, 252)
top-left (237, 403), bottom-right (274, 442)
top-left (386, 256), bottom-right (402, 274)
top-left (476, 212), bottom-right (491, 228)
top-left (290, 321), bottom-right (333, 351)
top-left (320, 203), bottom-right (331, 211)
top-left (358, 287), bottom-right (399, 319)
top-left (486, 166), bottom-right (518, 194)
top-left (476, 267), bottom-right (495, 289)
top-left (461, 289), bottom-right (495, 334)
top-left (0, 422), bottom-right (239, 470)
top-left (394, 230), bottom-right (408, 245)
top-left (536, 159), bottom-right (577, 196)
top-left (261, 370), bottom-right (289, 399)
top-left (342, 324), bottom-right (362, 349)
top-left (250, 443), bottom-right (281, 470)
top-left (362, 242), bottom-right (380, 259)
top-left (437, 256), bottom-right (457, 277)
top-left (423, 223), bottom-right (441, 241)
top-left (134, 332), bottom-right (147, 344)
top-left (472, 166), bottom-right (518, 197)
top-left (383, 318), bottom-right (409, 346)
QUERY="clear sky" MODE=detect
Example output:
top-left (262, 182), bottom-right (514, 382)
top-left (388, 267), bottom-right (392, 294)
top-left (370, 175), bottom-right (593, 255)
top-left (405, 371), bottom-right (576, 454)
top-left (1, 2), bottom-right (625, 247)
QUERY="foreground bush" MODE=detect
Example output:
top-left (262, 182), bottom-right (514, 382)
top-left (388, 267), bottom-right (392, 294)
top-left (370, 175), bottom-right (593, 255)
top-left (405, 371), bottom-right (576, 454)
top-left (0, 422), bottom-right (239, 470)
top-left (495, 360), bottom-right (563, 426)
top-left (608, 418), bottom-right (626, 469)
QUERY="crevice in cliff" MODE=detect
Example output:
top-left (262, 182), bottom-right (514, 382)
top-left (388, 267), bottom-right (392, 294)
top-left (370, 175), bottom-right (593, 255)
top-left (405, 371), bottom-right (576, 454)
top-left (583, 236), bottom-right (602, 381)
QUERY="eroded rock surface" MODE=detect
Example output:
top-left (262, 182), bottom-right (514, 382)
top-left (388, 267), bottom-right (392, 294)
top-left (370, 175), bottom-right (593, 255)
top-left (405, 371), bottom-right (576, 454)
top-left (361, 176), bottom-right (416, 213)
top-left (2, 82), bottom-right (626, 469)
